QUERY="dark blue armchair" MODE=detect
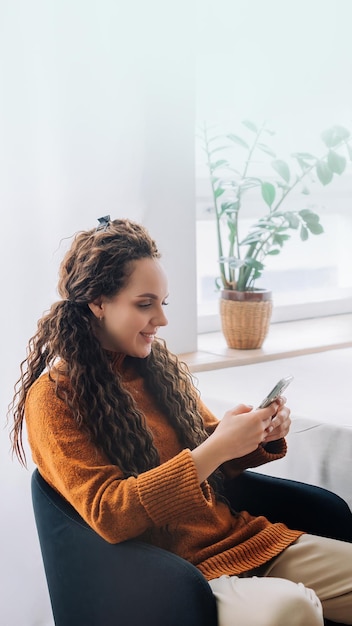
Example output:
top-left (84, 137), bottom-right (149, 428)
top-left (31, 469), bottom-right (352, 626)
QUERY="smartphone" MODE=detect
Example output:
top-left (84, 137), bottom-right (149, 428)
top-left (258, 375), bottom-right (294, 409)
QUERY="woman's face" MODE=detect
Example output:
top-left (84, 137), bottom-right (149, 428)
top-left (89, 257), bottom-right (169, 358)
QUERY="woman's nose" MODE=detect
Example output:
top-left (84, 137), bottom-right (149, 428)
top-left (153, 307), bottom-right (168, 327)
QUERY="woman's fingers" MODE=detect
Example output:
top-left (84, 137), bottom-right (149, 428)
top-left (263, 404), bottom-right (291, 441)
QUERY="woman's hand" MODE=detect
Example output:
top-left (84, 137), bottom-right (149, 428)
top-left (191, 402), bottom-right (281, 483)
top-left (262, 396), bottom-right (291, 443)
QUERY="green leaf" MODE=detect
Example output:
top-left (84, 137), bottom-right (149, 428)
top-left (321, 125), bottom-right (350, 148)
top-left (253, 264), bottom-right (263, 275)
top-left (301, 185), bottom-right (310, 195)
top-left (253, 269), bottom-right (263, 280)
top-left (300, 225), bottom-right (309, 241)
top-left (210, 159), bottom-right (229, 171)
top-left (327, 150), bottom-right (346, 175)
top-left (215, 276), bottom-right (222, 290)
top-left (240, 233), bottom-right (263, 246)
top-left (227, 133), bottom-right (249, 149)
top-left (306, 222), bottom-right (324, 235)
top-left (214, 186), bottom-right (225, 199)
top-left (257, 143), bottom-right (276, 157)
top-left (299, 209), bottom-right (321, 224)
top-left (345, 142), bottom-right (352, 161)
top-left (239, 177), bottom-right (262, 190)
top-left (292, 152), bottom-right (316, 160)
top-left (244, 258), bottom-right (264, 271)
top-left (316, 160), bottom-right (333, 185)
top-left (209, 146), bottom-right (231, 157)
top-left (242, 120), bottom-right (258, 133)
top-left (273, 234), bottom-right (290, 246)
top-left (267, 249), bottom-right (281, 255)
top-left (299, 209), bottom-right (323, 234)
top-left (261, 182), bottom-right (276, 207)
top-left (256, 218), bottom-right (276, 228)
top-left (285, 213), bottom-right (300, 229)
top-left (221, 201), bottom-right (239, 214)
top-left (271, 159), bottom-right (290, 183)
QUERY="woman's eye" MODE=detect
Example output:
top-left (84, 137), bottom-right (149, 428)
top-left (137, 300), bottom-right (169, 308)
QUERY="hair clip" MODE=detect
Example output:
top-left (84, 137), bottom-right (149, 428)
top-left (96, 215), bottom-right (111, 231)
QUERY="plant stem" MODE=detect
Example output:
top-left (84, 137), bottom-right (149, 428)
top-left (236, 122), bottom-right (266, 289)
top-left (203, 122), bottom-right (229, 289)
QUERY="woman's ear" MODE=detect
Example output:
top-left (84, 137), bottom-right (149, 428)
top-left (88, 299), bottom-right (104, 320)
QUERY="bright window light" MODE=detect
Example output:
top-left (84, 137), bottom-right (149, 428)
top-left (196, 0), bottom-right (352, 330)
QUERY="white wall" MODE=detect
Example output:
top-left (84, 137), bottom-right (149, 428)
top-left (0, 2), bottom-right (195, 624)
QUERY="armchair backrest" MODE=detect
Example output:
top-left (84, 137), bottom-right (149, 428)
top-left (31, 469), bottom-right (218, 626)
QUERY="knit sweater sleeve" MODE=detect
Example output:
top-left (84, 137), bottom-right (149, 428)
top-left (197, 397), bottom-right (287, 476)
top-left (25, 376), bottom-right (212, 544)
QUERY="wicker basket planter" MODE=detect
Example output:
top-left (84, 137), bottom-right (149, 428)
top-left (220, 289), bottom-right (273, 349)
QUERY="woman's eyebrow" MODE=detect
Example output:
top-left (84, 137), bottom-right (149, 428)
top-left (136, 293), bottom-right (169, 299)
top-left (136, 293), bottom-right (158, 299)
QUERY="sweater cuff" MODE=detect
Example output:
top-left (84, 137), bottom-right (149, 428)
top-left (222, 438), bottom-right (287, 477)
top-left (137, 449), bottom-right (208, 526)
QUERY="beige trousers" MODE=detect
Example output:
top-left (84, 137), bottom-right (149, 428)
top-left (209, 534), bottom-right (352, 626)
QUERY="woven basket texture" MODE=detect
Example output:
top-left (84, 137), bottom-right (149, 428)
top-left (220, 298), bottom-right (273, 349)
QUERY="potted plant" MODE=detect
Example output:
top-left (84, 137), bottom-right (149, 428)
top-left (199, 121), bottom-right (352, 349)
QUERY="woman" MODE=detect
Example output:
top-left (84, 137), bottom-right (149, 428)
top-left (9, 217), bottom-right (352, 626)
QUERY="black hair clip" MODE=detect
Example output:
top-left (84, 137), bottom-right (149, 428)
top-left (96, 215), bottom-right (111, 231)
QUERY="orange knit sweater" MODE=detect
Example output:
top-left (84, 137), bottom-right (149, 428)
top-left (25, 354), bottom-right (303, 580)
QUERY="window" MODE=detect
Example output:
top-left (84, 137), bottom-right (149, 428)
top-left (196, 0), bottom-right (352, 331)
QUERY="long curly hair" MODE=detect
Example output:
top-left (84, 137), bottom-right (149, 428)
top-left (9, 218), bottom-right (211, 478)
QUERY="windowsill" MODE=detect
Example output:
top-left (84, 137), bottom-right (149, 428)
top-left (179, 313), bottom-right (352, 373)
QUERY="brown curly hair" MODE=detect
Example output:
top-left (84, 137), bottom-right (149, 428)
top-left (9, 218), bottom-right (211, 477)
